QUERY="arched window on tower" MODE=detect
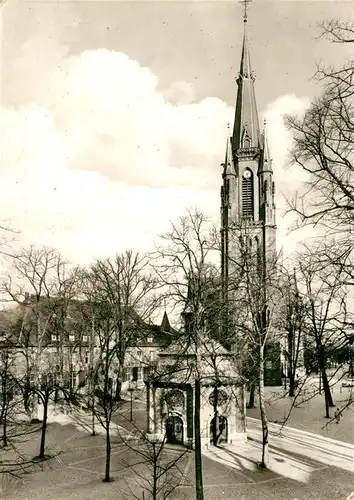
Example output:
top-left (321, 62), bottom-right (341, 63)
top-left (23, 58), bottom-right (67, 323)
top-left (242, 169), bottom-right (254, 219)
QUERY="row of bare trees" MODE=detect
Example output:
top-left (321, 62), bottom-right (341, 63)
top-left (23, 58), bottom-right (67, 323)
top-left (0, 206), bottom-right (352, 495)
top-left (283, 18), bottom-right (354, 423)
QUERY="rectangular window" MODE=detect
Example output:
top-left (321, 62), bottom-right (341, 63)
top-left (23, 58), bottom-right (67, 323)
top-left (82, 335), bottom-right (88, 343)
top-left (149, 351), bottom-right (156, 362)
top-left (71, 371), bottom-right (77, 389)
top-left (51, 334), bottom-right (58, 342)
top-left (78, 371), bottom-right (86, 386)
top-left (69, 334), bottom-right (75, 342)
top-left (123, 367), bottom-right (131, 382)
top-left (242, 173), bottom-right (254, 219)
top-left (132, 367), bottom-right (138, 382)
top-left (147, 336), bottom-right (153, 343)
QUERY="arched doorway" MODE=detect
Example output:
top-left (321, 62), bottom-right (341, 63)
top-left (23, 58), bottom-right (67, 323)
top-left (209, 415), bottom-right (228, 446)
top-left (165, 415), bottom-right (184, 445)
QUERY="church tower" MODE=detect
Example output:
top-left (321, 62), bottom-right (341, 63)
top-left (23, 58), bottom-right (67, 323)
top-left (220, 7), bottom-right (276, 286)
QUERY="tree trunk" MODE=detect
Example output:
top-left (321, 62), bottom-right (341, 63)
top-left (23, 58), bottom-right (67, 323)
top-left (247, 382), bottom-right (256, 408)
top-left (322, 369), bottom-right (334, 409)
top-left (319, 348), bottom-right (334, 410)
top-left (91, 396), bottom-right (96, 436)
top-left (152, 441), bottom-right (158, 500)
top-left (288, 372), bottom-right (296, 397)
top-left (259, 348), bottom-right (269, 469)
top-left (194, 378), bottom-right (204, 500)
top-left (2, 408), bottom-right (8, 447)
top-left (115, 378), bottom-right (122, 401)
top-left (1, 378), bottom-right (8, 447)
top-left (39, 396), bottom-right (49, 458)
top-left (212, 387), bottom-right (218, 446)
top-left (104, 424), bottom-right (111, 482)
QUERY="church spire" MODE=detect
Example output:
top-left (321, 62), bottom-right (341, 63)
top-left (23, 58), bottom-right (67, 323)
top-left (232, 3), bottom-right (260, 152)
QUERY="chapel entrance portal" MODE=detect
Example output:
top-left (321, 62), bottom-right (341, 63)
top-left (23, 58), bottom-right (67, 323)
top-left (165, 415), bottom-right (183, 445)
top-left (210, 415), bottom-right (228, 446)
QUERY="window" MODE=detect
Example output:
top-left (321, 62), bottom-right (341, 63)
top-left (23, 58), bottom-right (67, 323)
top-left (132, 367), bottom-right (138, 382)
top-left (147, 336), bottom-right (153, 343)
top-left (69, 334), bottom-right (75, 343)
top-left (243, 136), bottom-right (251, 148)
top-left (242, 127), bottom-right (252, 149)
top-left (149, 350), bottom-right (156, 362)
top-left (242, 170), bottom-right (253, 219)
top-left (123, 367), bottom-right (131, 382)
top-left (71, 371), bottom-right (77, 389)
top-left (137, 350), bottom-right (142, 361)
top-left (82, 335), bottom-right (88, 343)
top-left (78, 371), bottom-right (86, 387)
top-left (51, 334), bottom-right (58, 342)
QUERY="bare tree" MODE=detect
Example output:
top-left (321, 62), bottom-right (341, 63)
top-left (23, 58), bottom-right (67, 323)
top-left (277, 266), bottom-right (307, 397)
top-left (1, 247), bottom-right (78, 458)
top-left (153, 209), bottom-right (244, 499)
top-left (0, 346), bottom-right (18, 448)
top-left (119, 418), bottom-right (190, 500)
top-left (154, 210), bottom-right (217, 500)
top-left (286, 18), bottom-right (353, 232)
top-left (77, 250), bottom-right (160, 482)
top-left (295, 242), bottom-right (351, 418)
top-left (90, 251), bottom-right (160, 401)
top-left (226, 222), bottom-right (280, 469)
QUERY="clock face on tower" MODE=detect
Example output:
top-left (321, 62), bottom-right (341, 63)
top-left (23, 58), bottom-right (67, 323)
top-left (243, 170), bottom-right (251, 179)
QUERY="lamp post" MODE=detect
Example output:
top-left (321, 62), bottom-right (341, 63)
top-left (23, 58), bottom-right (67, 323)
top-left (128, 379), bottom-right (134, 421)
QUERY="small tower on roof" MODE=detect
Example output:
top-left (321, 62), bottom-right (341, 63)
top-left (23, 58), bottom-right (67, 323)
top-left (161, 311), bottom-right (171, 333)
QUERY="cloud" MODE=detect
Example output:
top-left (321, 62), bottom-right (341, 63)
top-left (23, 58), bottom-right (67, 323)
top-left (0, 47), bottom-right (232, 264)
top-left (264, 94), bottom-right (312, 255)
top-left (1, 9), bottom-right (312, 265)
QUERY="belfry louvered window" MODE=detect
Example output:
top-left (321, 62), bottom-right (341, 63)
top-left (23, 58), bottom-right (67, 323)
top-left (242, 169), bottom-right (254, 219)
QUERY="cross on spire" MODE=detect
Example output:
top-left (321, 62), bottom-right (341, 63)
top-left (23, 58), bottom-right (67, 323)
top-left (240, 0), bottom-right (252, 22)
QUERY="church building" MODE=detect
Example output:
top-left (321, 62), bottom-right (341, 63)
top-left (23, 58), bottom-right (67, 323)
top-left (220, 8), bottom-right (281, 387)
top-left (145, 6), bottom-right (282, 449)
top-left (220, 10), bottom-right (277, 280)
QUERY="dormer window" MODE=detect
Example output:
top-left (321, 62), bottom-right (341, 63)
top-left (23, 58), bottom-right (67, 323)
top-left (82, 335), bottom-right (88, 343)
top-left (69, 334), bottom-right (75, 343)
top-left (147, 336), bottom-right (153, 343)
top-left (242, 127), bottom-right (252, 149)
top-left (244, 136), bottom-right (251, 148)
top-left (51, 334), bottom-right (58, 342)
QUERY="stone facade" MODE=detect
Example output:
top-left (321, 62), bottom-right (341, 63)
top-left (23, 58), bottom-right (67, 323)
top-left (146, 339), bottom-right (247, 450)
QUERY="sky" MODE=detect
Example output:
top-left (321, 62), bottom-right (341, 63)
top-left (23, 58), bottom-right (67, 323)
top-left (0, 0), bottom-right (353, 265)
